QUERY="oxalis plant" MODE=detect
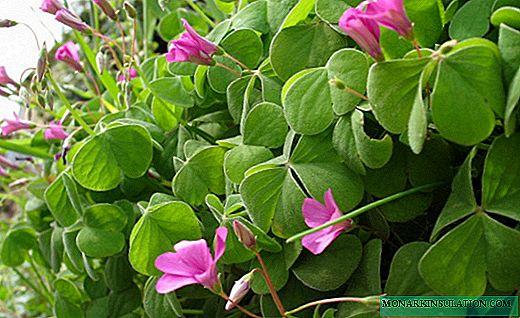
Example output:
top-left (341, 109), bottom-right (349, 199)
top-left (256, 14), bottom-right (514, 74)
top-left (0, 0), bottom-right (519, 316)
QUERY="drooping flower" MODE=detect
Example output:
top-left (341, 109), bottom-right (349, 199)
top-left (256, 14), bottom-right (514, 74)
top-left (55, 9), bottom-right (89, 32)
top-left (301, 189), bottom-right (353, 255)
top-left (225, 271), bottom-right (254, 311)
top-left (40, 0), bottom-right (64, 14)
top-left (1, 113), bottom-right (33, 136)
top-left (55, 41), bottom-right (83, 72)
top-left (44, 121), bottom-right (68, 140)
top-left (93, 0), bottom-right (117, 21)
top-left (155, 227), bottom-right (228, 294)
top-left (339, 8), bottom-right (383, 61)
top-left (165, 19), bottom-right (218, 65)
top-left (117, 68), bottom-right (138, 82)
top-left (0, 66), bottom-right (17, 86)
top-left (361, 0), bottom-right (413, 39)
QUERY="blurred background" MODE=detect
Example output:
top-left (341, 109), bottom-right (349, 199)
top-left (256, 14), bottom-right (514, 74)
top-left (0, 0), bottom-right (63, 120)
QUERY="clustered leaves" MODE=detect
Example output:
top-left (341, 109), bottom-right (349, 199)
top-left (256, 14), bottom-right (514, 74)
top-left (0, 0), bottom-right (520, 317)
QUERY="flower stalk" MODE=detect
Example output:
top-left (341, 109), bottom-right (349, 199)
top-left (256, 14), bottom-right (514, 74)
top-left (286, 182), bottom-right (445, 243)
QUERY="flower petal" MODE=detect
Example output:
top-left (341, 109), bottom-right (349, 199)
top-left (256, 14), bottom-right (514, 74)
top-left (302, 227), bottom-right (344, 255)
top-left (174, 239), bottom-right (213, 273)
top-left (213, 226), bottom-right (228, 262)
top-left (155, 273), bottom-right (198, 294)
top-left (155, 251), bottom-right (200, 276)
top-left (323, 188), bottom-right (340, 214)
top-left (302, 198), bottom-right (332, 228)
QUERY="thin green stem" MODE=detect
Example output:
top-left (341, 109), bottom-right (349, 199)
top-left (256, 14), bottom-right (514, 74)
top-left (47, 73), bottom-right (95, 136)
top-left (12, 268), bottom-right (48, 301)
top-left (223, 52), bottom-right (253, 73)
top-left (143, 0), bottom-right (149, 58)
top-left (27, 257), bottom-right (53, 304)
top-left (185, 0), bottom-right (215, 27)
top-left (182, 309), bottom-right (205, 315)
top-left (286, 182), bottom-right (445, 243)
top-left (285, 297), bottom-right (377, 315)
top-left (215, 62), bottom-right (242, 77)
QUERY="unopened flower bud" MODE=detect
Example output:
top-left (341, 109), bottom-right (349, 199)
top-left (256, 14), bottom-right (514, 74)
top-left (232, 220), bottom-right (256, 250)
top-left (225, 271), bottom-right (254, 311)
top-left (0, 19), bottom-right (17, 28)
top-left (438, 39), bottom-right (458, 55)
top-left (123, 2), bottom-right (137, 19)
top-left (96, 50), bottom-right (106, 73)
top-left (0, 87), bottom-right (8, 97)
top-left (19, 87), bottom-right (32, 106)
top-left (55, 9), bottom-right (90, 32)
top-left (329, 78), bottom-right (346, 90)
top-left (158, 0), bottom-right (170, 11)
top-left (93, 0), bottom-right (117, 21)
top-left (37, 43), bottom-right (48, 81)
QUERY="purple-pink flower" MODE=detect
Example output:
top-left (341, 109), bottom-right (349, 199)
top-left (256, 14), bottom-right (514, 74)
top-left (40, 0), bottom-right (64, 14)
top-left (55, 9), bottom-right (89, 32)
top-left (339, 8), bottom-right (383, 61)
top-left (361, 0), bottom-right (413, 39)
top-left (0, 66), bottom-right (17, 86)
top-left (1, 113), bottom-right (33, 136)
top-left (302, 189), bottom-right (353, 255)
top-left (55, 41), bottom-right (83, 72)
top-left (165, 19), bottom-right (218, 65)
top-left (44, 121), bottom-right (68, 140)
top-left (155, 227), bottom-right (228, 294)
top-left (117, 68), bottom-right (138, 82)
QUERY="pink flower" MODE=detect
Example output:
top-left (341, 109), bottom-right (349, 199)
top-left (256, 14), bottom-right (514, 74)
top-left (165, 19), bottom-right (218, 65)
top-left (155, 227), bottom-right (228, 294)
top-left (117, 68), bottom-right (138, 82)
top-left (302, 189), bottom-right (353, 255)
top-left (1, 113), bottom-right (33, 136)
top-left (361, 0), bottom-right (413, 39)
top-left (0, 66), bottom-right (17, 86)
top-left (40, 0), bottom-right (64, 14)
top-left (0, 166), bottom-right (7, 177)
top-left (55, 9), bottom-right (89, 32)
top-left (44, 121), bottom-right (68, 140)
top-left (55, 41), bottom-right (83, 72)
top-left (339, 8), bottom-right (383, 61)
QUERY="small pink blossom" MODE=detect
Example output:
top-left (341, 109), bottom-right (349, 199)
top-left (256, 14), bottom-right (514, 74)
top-left (0, 66), bottom-right (17, 86)
top-left (360, 0), bottom-right (413, 39)
top-left (339, 8), bottom-right (383, 61)
top-left (55, 9), bottom-right (89, 32)
top-left (165, 19), bottom-right (218, 65)
top-left (1, 113), bottom-right (33, 136)
top-left (40, 0), bottom-right (64, 14)
top-left (155, 227), bottom-right (228, 294)
top-left (55, 41), bottom-right (83, 72)
top-left (44, 121), bottom-right (68, 140)
top-left (302, 189), bottom-right (353, 255)
top-left (117, 68), bottom-right (138, 82)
